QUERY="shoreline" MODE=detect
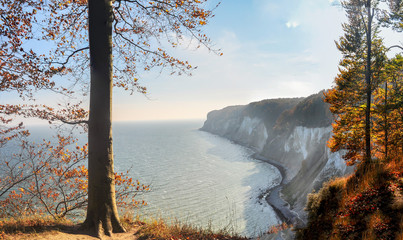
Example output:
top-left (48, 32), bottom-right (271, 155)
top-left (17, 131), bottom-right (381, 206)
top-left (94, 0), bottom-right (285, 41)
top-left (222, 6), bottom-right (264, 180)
top-left (252, 153), bottom-right (303, 226)
top-left (198, 129), bottom-right (303, 227)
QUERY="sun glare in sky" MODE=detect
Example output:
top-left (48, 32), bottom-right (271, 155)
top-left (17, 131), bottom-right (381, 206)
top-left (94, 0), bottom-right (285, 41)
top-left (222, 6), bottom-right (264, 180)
top-left (113, 0), bottom-right (347, 121)
top-left (3, 0), bottom-right (402, 123)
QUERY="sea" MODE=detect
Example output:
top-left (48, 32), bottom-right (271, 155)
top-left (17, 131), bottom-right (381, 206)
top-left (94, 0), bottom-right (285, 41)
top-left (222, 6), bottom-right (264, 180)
top-left (4, 120), bottom-right (282, 237)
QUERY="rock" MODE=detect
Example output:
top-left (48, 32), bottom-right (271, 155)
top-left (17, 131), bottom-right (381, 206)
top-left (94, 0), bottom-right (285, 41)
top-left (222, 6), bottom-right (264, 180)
top-left (200, 91), bottom-right (352, 222)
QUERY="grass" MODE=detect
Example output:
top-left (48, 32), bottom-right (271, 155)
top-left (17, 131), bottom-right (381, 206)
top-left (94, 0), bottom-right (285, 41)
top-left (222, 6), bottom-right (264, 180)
top-left (0, 216), bottom-right (74, 240)
top-left (0, 216), bottom-right (73, 235)
top-left (0, 215), bottom-right (249, 240)
top-left (133, 218), bottom-right (248, 240)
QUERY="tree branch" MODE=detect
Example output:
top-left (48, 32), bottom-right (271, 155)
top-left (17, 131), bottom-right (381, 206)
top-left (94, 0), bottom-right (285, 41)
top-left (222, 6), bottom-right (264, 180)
top-left (387, 45), bottom-right (403, 51)
top-left (60, 119), bottom-right (88, 125)
top-left (51, 47), bottom-right (89, 65)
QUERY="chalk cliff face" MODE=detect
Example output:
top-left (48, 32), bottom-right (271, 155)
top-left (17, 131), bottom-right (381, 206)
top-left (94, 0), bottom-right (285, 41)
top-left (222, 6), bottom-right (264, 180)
top-left (200, 92), bottom-right (351, 219)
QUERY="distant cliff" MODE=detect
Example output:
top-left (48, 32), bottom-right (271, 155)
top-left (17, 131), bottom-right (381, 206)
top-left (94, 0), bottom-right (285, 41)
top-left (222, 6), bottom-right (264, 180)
top-left (200, 91), bottom-right (351, 220)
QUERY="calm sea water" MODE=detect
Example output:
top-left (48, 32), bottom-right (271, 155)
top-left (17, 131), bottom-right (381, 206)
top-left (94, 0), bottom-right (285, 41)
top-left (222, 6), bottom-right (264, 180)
top-left (7, 120), bottom-right (282, 237)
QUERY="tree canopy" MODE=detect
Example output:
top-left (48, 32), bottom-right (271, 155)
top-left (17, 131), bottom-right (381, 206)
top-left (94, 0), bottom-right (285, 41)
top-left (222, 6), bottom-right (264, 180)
top-left (1, 0), bottom-right (219, 237)
top-left (325, 0), bottom-right (403, 165)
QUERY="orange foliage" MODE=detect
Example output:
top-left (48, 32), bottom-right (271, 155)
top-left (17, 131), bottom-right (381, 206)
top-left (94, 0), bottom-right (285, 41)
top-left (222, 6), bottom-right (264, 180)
top-left (298, 159), bottom-right (403, 239)
top-left (0, 133), bottom-right (148, 219)
top-left (0, 0), bottom-right (216, 227)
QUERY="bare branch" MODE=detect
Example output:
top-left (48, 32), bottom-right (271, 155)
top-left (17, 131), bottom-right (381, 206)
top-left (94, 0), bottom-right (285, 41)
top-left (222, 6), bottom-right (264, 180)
top-left (387, 45), bottom-right (403, 51)
top-left (51, 47), bottom-right (89, 65)
top-left (60, 119), bottom-right (88, 125)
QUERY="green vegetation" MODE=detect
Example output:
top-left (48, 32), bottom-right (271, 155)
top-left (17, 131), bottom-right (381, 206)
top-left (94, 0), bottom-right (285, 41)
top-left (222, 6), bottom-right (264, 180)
top-left (274, 91), bottom-right (333, 131)
top-left (2, 0), bottom-right (403, 238)
top-left (246, 97), bottom-right (304, 130)
top-left (296, 0), bottom-right (403, 239)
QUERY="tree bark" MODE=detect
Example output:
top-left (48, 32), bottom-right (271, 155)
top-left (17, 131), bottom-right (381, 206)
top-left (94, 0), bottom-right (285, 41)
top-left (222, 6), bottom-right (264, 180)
top-left (384, 81), bottom-right (388, 160)
top-left (365, 0), bottom-right (372, 164)
top-left (82, 0), bottom-right (125, 236)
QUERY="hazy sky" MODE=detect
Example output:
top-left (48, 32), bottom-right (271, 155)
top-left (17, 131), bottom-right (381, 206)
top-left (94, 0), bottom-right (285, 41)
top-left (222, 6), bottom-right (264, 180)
top-left (114, 0), bottom-right (347, 121)
top-left (3, 0), bottom-right (401, 123)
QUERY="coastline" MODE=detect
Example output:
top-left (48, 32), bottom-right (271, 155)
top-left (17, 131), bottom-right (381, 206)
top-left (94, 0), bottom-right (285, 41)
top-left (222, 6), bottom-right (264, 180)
top-left (198, 128), bottom-right (303, 227)
top-left (252, 153), bottom-right (303, 226)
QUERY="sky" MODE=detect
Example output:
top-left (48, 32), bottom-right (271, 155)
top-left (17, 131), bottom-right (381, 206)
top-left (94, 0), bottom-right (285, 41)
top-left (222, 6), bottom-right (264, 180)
top-left (113, 0), bottom-right (348, 121)
top-left (3, 0), bottom-right (402, 123)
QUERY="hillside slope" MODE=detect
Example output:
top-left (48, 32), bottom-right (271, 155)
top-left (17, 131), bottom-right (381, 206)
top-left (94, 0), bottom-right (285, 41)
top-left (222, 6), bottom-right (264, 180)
top-left (296, 160), bottom-right (403, 240)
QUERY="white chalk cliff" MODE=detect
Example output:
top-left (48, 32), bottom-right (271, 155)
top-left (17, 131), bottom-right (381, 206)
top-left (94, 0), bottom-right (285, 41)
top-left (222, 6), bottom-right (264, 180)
top-left (200, 92), bottom-right (352, 220)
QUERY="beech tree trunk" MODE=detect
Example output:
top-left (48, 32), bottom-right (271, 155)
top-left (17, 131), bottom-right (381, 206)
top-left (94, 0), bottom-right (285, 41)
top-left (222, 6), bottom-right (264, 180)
top-left (82, 0), bottom-right (125, 236)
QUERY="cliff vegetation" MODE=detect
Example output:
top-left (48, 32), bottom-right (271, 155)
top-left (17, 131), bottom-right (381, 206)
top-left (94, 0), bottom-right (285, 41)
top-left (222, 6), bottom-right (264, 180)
top-left (296, 0), bottom-right (403, 239)
top-left (296, 159), bottom-right (403, 240)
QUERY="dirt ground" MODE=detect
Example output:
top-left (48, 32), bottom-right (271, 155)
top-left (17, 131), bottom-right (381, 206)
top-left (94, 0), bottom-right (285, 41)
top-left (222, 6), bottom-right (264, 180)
top-left (2, 227), bottom-right (141, 240)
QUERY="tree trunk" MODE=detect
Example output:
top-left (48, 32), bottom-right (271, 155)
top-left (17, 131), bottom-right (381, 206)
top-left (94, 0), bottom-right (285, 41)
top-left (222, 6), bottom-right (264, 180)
top-left (384, 81), bottom-right (388, 160)
top-left (365, 0), bottom-right (372, 164)
top-left (82, 0), bottom-right (125, 236)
